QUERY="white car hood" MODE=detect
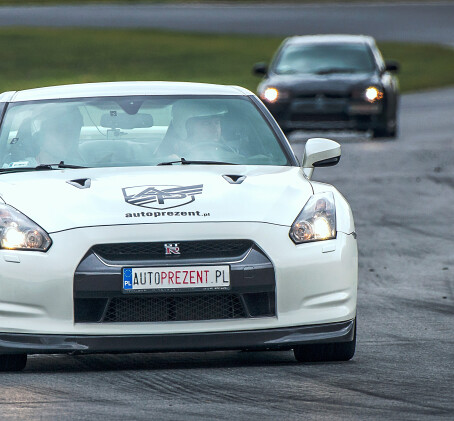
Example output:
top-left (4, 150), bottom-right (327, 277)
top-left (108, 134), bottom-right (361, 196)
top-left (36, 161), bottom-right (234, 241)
top-left (0, 165), bottom-right (313, 233)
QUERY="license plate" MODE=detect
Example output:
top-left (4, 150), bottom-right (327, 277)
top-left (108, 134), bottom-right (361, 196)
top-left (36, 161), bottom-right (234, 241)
top-left (122, 265), bottom-right (230, 292)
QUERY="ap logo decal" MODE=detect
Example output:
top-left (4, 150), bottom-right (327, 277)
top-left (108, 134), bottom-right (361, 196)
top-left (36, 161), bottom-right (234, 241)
top-left (122, 184), bottom-right (203, 210)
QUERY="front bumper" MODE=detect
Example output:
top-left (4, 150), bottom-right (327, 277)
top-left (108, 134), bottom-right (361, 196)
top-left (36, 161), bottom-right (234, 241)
top-left (0, 222), bottom-right (357, 336)
top-left (265, 98), bottom-right (383, 131)
top-left (0, 319), bottom-right (355, 355)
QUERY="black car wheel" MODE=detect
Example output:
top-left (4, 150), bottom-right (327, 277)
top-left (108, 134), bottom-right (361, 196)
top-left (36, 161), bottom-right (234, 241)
top-left (293, 324), bottom-right (356, 362)
top-left (0, 354), bottom-right (28, 372)
top-left (373, 102), bottom-right (398, 138)
top-left (373, 120), bottom-right (397, 138)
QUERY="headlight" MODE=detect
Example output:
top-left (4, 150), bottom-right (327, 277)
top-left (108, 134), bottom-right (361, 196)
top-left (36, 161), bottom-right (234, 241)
top-left (0, 204), bottom-right (52, 251)
top-left (364, 86), bottom-right (383, 103)
top-left (289, 192), bottom-right (336, 244)
top-left (260, 87), bottom-right (288, 103)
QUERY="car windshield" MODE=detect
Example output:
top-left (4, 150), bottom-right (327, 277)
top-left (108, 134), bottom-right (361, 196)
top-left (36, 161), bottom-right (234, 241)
top-left (0, 96), bottom-right (289, 169)
top-left (273, 43), bottom-right (376, 75)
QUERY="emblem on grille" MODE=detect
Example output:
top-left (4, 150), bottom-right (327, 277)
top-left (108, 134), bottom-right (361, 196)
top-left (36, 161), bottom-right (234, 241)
top-left (164, 243), bottom-right (180, 255)
top-left (122, 184), bottom-right (203, 210)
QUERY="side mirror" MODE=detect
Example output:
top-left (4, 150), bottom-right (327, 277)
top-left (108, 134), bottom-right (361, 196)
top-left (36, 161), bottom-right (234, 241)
top-left (302, 138), bottom-right (341, 179)
top-left (253, 62), bottom-right (268, 76)
top-left (385, 60), bottom-right (400, 73)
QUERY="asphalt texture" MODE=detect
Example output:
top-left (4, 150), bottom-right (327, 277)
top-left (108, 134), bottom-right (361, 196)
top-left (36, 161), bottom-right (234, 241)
top-left (1, 90), bottom-right (453, 421)
top-left (0, 2), bottom-right (454, 45)
top-left (0, 2), bottom-right (453, 420)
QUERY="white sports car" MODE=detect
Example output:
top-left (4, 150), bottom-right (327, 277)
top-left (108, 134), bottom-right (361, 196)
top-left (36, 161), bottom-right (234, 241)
top-left (0, 82), bottom-right (357, 371)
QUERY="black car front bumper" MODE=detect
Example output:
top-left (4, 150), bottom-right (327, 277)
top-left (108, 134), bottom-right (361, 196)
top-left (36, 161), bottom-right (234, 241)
top-left (0, 319), bottom-right (355, 355)
top-left (267, 98), bottom-right (383, 131)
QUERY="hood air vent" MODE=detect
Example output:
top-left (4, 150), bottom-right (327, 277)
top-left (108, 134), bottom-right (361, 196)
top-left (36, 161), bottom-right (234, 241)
top-left (222, 175), bottom-right (246, 185)
top-left (67, 178), bottom-right (91, 189)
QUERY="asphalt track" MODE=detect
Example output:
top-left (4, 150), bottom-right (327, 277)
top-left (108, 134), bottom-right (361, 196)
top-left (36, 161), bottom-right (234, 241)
top-left (1, 85), bottom-right (452, 421)
top-left (0, 1), bottom-right (454, 45)
top-left (0, 2), bottom-right (453, 420)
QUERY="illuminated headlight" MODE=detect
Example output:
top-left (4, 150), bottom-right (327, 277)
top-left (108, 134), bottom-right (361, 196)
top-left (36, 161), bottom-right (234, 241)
top-left (0, 205), bottom-right (51, 251)
top-left (364, 86), bottom-right (383, 103)
top-left (261, 87), bottom-right (288, 103)
top-left (289, 192), bottom-right (336, 244)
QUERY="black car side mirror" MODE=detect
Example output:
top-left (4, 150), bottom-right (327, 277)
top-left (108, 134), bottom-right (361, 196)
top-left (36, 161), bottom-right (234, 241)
top-left (385, 60), bottom-right (400, 73)
top-left (253, 62), bottom-right (268, 76)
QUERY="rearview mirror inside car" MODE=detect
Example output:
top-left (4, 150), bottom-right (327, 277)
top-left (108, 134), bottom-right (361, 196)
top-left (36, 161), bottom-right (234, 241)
top-left (302, 138), bottom-right (341, 179)
top-left (100, 113), bottom-right (154, 129)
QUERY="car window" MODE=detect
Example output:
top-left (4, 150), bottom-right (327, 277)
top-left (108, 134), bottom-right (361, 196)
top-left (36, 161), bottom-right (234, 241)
top-left (0, 96), bottom-right (290, 168)
top-left (273, 43), bottom-right (376, 75)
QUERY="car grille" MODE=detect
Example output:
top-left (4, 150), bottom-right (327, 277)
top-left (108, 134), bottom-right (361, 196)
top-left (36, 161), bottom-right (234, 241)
top-left (93, 240), bottom-right (252, 261)
top-left (102, 293), bottom-right (246, 323)
top-left (295, 92), bottom-right (351, 100)
top-left (290, 113), bottom-right (349, 122)
top-left (74, 292), bottom-right (275, 323)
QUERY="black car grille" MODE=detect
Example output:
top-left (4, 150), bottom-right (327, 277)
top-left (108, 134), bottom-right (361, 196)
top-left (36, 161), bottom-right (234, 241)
top-left (103, 294), bottom-right (246, 322)
top-left (74, 292), bottom-right (275, 323)
top-left (295, 92), bottom-right (351, 100)
top-left (290, 113), bottom-right (349, 122)
top-left (93, 240), bottom-right (252, 261)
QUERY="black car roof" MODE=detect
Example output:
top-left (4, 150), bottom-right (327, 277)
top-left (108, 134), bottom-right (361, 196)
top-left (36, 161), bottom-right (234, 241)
top-left (285, 34), bottom-right (375, 46)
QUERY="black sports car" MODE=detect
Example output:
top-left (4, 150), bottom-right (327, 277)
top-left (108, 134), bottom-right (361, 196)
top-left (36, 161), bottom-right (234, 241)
top-left (254, 35), bottom-right (400, 138)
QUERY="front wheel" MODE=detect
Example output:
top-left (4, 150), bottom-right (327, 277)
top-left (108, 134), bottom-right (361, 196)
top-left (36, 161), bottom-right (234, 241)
top-left (293, 325), bottom-right (356, 362)
top-left (373, 122), bottom-right (397, 138)
top-left (372, 105), bottom-right (398, 138)
top-left (0, 354), bottom-right (27, 372)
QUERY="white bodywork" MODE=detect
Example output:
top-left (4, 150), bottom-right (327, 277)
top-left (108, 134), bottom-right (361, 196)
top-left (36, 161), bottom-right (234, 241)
top-left (0, 82), bottom-right (357, 339)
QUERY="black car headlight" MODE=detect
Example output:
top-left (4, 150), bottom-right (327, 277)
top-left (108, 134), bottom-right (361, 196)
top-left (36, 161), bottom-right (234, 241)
top-left (289, 192), bottom-right (336, 244)
top-left (0, 204), bottom-right (52, 251)
top-left (364, 86), bottom-right (384, 103)
top-left (260, 87), bottom-right (289, 103)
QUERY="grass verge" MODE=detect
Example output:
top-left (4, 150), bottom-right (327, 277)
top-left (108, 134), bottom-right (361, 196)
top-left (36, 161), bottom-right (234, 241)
top-left (0, 28), bottom-right (453, 94)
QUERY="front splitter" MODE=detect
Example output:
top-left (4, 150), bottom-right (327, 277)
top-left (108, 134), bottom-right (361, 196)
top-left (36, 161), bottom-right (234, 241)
top-left (0, 319), bottom-right (355, 355)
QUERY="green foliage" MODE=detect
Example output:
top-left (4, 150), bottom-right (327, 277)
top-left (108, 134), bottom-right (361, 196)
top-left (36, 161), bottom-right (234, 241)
top-left (378, 42), bottom-right (454, 92)
top-left (0, 28), bottom-right (453, 94)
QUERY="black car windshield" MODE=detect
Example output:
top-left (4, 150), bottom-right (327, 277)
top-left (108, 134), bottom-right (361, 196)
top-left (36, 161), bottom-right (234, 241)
top-left (274, 43), bottom-right (376, 75)
top-left (0, 96), bottom-right (289, 169)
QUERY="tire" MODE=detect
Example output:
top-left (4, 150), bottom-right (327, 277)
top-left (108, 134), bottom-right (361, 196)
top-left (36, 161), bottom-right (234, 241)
top-left (373, 123), bottom-right (397, 139)
top-left (372, 104), bottom-right (398, 138)
top-left (293, 325), bottom-right (356, 363)
top-left (0, 354), bottom-right (27, 372)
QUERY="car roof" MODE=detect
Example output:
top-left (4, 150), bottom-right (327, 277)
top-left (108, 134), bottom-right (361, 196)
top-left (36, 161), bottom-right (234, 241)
top-left (285, 34), bottom-right (375, 46)
top-left (2, 82), bottom-right (253, 103)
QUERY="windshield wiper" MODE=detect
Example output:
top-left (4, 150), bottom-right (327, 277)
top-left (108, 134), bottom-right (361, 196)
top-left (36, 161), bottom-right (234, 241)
top-left (34, 161), bottom-right (87, 170)
top-left (315, 67), bottom-right (358, 75)
top-left (0, 161), bottom-right (87, 174)
top-left (158, 158), bottom-right (236, 166)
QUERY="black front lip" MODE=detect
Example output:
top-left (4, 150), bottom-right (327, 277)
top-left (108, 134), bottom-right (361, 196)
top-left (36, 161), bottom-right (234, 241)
top-left (0, 319), bottom-right (355, 355)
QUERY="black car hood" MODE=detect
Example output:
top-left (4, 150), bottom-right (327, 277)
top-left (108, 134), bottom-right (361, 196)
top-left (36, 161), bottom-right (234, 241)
top-left (262, 72), bottom-right (381, 94)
